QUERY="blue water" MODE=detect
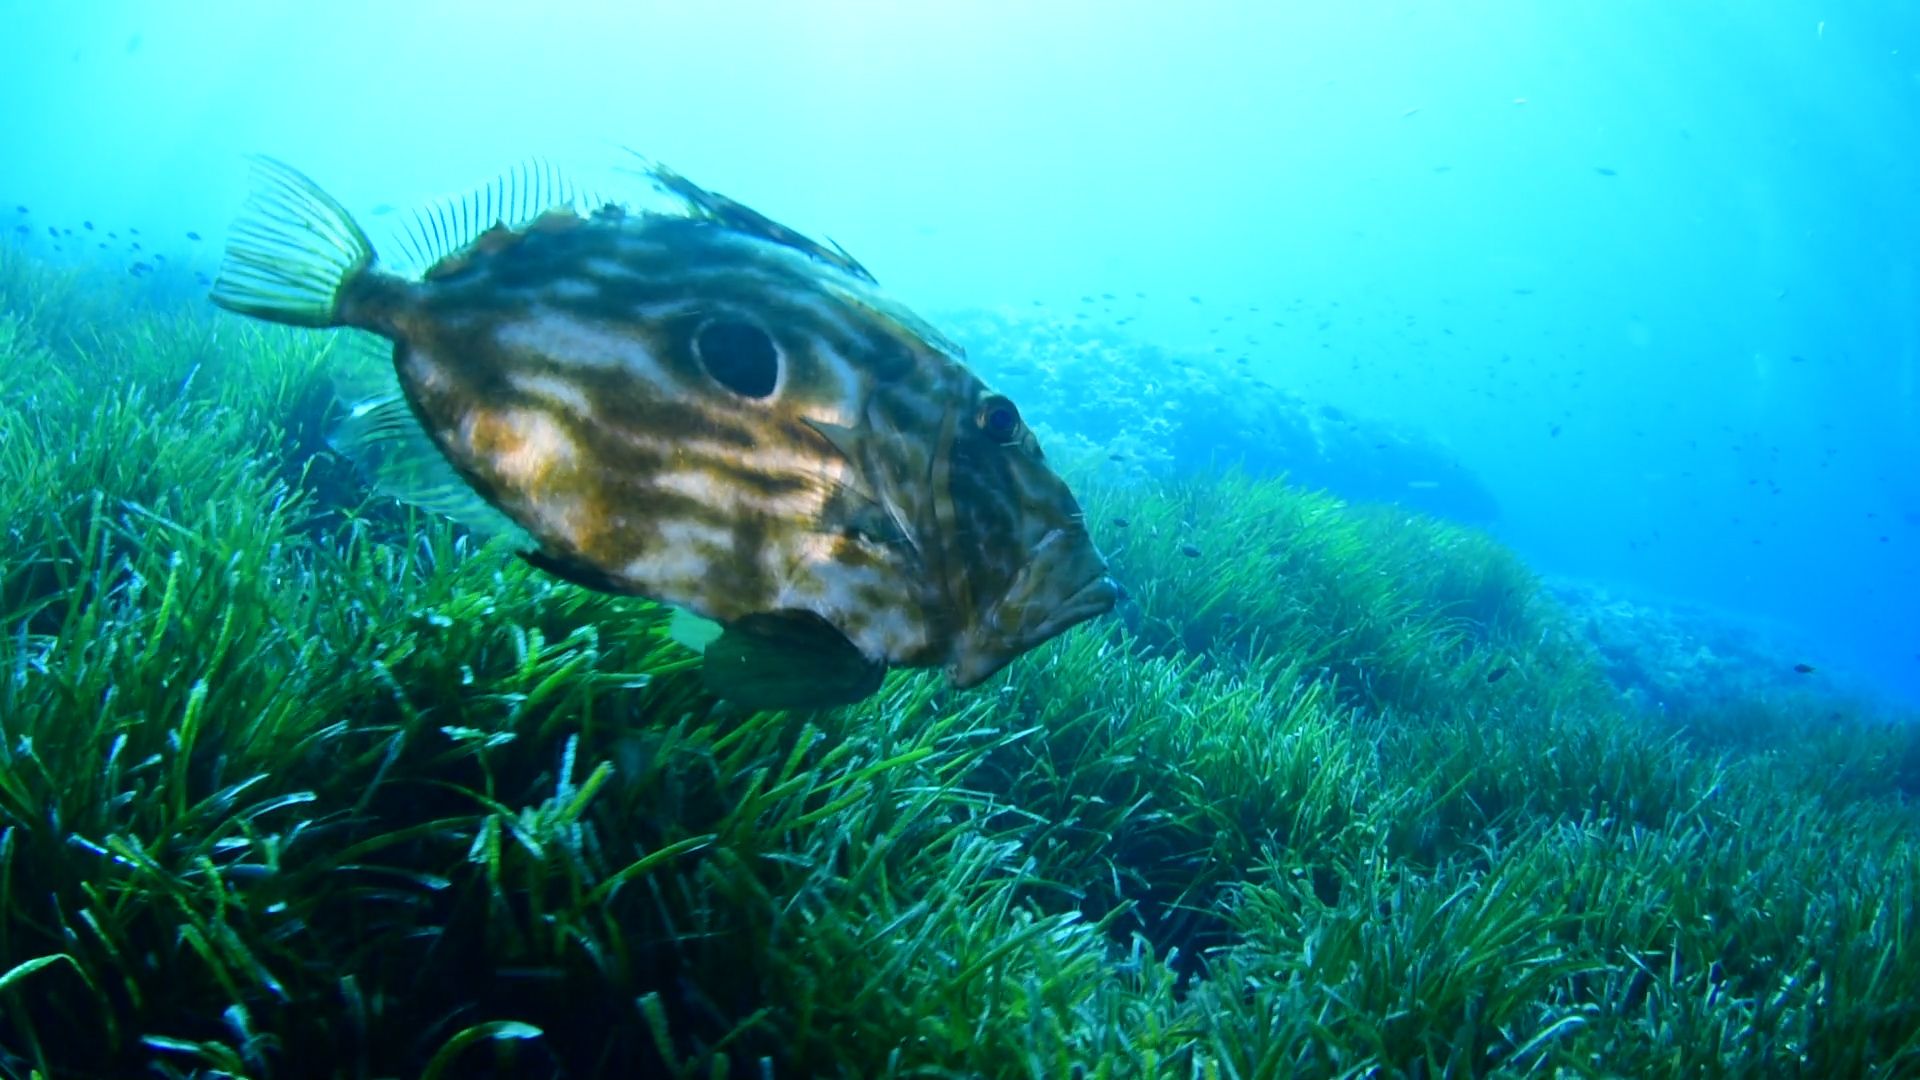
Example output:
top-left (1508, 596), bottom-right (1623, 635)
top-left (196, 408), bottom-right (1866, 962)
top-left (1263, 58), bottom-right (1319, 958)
top-left (3, 0), bottom-right (1915, 704)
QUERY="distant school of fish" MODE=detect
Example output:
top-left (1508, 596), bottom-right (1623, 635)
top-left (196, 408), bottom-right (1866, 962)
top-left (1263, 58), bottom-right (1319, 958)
top-left (12, 204), bottom-right (209, 283)
top-left (207, 155), bottom-right (1120, 709)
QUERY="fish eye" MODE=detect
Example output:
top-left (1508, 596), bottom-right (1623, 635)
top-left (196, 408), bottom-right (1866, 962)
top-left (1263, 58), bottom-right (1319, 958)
top-left (976, 395), bottom-right (1024, 444)
top-left (693, 318), bottom-right (778, 399)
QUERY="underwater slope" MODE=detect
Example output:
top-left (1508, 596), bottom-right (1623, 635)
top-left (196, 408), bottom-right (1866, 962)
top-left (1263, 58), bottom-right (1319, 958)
top-left (945, 306), bottom-right (1502, 526)
top-left (2, 247), bottom-right (1919, 1077)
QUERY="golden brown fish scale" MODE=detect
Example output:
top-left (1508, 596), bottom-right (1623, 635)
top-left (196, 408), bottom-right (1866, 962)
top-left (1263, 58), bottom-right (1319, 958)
top-left (420, 334), bottom-right (916, 631)
top-left (337, 203), bottom-right (1096, 672)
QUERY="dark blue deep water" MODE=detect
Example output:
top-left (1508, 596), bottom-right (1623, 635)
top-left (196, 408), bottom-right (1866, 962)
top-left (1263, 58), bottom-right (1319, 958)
top-left (3, 1), bottom-right (1915, 705)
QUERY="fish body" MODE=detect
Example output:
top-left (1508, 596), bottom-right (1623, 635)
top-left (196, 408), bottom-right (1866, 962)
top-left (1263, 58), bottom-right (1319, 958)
top-left (211, 156), bottom-right (1116, 706)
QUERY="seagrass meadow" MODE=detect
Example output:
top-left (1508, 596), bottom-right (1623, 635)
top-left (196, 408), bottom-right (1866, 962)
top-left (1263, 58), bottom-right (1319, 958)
top-left (5, 245), bottom-right (1920, 1080)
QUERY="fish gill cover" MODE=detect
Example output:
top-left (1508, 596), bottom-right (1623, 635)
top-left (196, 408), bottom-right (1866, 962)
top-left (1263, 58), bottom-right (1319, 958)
top-left (2, 3), bottom-right (1920, 1078)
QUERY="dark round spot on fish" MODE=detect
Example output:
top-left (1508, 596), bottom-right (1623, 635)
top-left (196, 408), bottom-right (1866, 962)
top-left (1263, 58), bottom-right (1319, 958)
top-left (976, 395), bottom-right (1024, 444)
top-left (694, 318), bottom-right (778, 399)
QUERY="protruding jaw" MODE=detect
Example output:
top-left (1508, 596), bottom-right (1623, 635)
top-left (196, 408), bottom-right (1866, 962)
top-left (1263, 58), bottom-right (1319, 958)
top-left (943, 524), bottom-right (1118, 689)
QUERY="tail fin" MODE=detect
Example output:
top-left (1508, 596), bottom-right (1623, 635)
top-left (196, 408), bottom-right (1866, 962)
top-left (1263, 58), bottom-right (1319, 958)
top-left (210, 157), bottom-right (375, 328)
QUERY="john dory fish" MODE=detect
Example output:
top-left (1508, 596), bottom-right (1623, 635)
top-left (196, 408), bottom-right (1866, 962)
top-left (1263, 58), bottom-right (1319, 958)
top-left (210, 156), bottom-right (1117, 707)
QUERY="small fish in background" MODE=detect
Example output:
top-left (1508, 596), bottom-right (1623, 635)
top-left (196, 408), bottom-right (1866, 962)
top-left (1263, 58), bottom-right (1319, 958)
top-left (1180, 543), bottom-right (1203, 558)
top-left (1485, 665), bottom-right (1511, 683)
top-left (128, 261), bottom-right (152, 276)
top-left (209, 155), bottom-right (1117, 710)
top-left (14, 205), bottom-right (26, 214)
top-left (1111, 517), bottom-right (1130, 528)
top-left (1793, 663), bottom-right (1816, 674)
top-left (82, 220), bottom-right (94, 231)
top-left (185, 230), bottom-right (201, 241)
top-left (1594, 167), bottom-right (1618, 176)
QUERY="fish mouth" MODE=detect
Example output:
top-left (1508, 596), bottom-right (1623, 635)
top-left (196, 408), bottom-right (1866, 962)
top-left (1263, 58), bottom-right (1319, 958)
top-left (944, 526), bottom-right (1120, 690)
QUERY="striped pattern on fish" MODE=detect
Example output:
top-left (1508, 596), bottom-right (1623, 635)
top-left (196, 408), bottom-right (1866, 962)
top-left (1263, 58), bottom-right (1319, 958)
top-left (211, 156), bottom-right (1117, 703)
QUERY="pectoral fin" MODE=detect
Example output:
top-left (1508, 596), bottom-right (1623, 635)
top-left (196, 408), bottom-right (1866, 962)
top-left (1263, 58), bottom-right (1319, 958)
top-left (667, 607), bottom-right (725, 652)
top-left (327, 332), bottom-right (536, 548)
top-left (700, 611), bottom-right (886, 710)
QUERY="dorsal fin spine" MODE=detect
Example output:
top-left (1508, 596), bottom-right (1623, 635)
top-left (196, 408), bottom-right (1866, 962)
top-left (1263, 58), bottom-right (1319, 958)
top-left (392, 158), bottom-right (594, 277)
